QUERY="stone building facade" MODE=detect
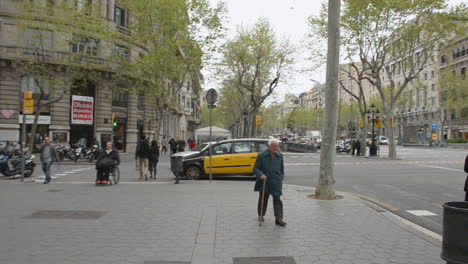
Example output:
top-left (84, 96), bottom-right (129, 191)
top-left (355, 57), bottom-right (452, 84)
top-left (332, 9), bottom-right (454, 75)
top-left (0, 0), bottom-right (201, 152)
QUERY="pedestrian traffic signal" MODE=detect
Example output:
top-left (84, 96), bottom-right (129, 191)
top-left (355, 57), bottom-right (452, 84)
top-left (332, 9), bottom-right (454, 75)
top-left (256, 115), bottom-right (262, 126)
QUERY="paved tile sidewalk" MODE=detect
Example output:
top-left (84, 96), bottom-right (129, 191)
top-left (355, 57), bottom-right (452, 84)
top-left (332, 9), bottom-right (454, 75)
top-left (0, 180), bottom-right (443, 264)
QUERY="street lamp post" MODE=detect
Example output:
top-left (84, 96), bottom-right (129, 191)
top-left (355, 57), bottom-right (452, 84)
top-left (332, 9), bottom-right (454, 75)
top-left (366, 104), bottom-right (380, 157)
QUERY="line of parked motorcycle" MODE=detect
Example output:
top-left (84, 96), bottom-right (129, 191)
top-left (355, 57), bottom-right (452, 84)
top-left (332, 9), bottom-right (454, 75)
top-left (0, 140), bottom-right (100, 178)
top-left (56, 143), bottom-right (100, 163)
top-left (0, 141), bottom-right (35, 178)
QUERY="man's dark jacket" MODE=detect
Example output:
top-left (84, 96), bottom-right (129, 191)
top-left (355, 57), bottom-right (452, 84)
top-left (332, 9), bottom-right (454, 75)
top-left (96, 149), bottom-right (120, 169)
top-left (253, 150), bottom-right (285, 196)
top-left (135, 140), bottom-right (150, 159)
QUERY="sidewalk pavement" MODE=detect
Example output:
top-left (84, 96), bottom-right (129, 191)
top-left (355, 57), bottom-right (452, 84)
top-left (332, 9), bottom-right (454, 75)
top-left (0, 179), bottom-right (444, 264)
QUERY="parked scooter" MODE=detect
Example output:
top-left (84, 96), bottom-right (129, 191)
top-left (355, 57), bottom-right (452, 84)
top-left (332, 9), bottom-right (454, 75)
top-left (0, 152), bottom-right (35, 178)
top-left (86, 145), bottom-right (100, 163)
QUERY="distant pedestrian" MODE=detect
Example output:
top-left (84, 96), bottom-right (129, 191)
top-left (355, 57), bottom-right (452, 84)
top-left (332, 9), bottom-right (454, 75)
top-left (149, 140), bottom-right (160, 180)
top-left (177, 138), bottom-right (186, 152)
top-left (169, 138), bottom-right (177, 155)
top-left (188, 138), bottom-right (196, 150)
top-left (161, 136), bottom-right (168, 155)
top-left (464, 154), bottom-right (468, 201)
top-left (355, 139), bottom-right (361, 156)
top-left (351, 139), bottom-right (356, 156)
top-left (39, 137), bottom-right (58, 184)
top-left (95, 141), bottom-right (120, 185)
top-left (135, 135), bottom-right (150, 181)
top-left (254, 137), bottom-right (287, 227)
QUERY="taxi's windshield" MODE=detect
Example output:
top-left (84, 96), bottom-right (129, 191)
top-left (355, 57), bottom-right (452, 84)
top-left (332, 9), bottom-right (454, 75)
top-left (192, 142), bottom-right (209, 151)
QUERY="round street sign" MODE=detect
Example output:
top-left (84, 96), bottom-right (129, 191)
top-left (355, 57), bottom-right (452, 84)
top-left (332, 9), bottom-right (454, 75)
top-left (206, 89), bottom-right (218, 105)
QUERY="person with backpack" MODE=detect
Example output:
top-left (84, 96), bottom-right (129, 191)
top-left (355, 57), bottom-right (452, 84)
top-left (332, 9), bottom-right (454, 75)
top-left (149, 140), bottom-right (160, 180)
top-left (135, 135), bottom-right (150, 181)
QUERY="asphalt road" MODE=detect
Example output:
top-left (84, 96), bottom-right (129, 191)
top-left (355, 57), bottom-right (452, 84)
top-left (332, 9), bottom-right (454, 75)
top-left (2, 145), bottom-right (466, 235)
top-left (282, 146), bottom-right (467, 235)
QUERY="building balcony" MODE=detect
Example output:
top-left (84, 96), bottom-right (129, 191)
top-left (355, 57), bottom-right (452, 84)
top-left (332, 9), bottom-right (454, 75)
top-left (0, 45), bottom-right (117, 73)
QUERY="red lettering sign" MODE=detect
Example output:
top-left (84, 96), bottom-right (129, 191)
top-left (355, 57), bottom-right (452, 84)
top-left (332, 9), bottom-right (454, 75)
top-left (71, 96), bottom-right (94, 125)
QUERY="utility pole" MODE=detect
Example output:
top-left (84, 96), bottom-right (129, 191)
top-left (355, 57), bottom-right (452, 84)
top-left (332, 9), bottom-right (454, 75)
top-left (316, 0), bottom-right (340, 200)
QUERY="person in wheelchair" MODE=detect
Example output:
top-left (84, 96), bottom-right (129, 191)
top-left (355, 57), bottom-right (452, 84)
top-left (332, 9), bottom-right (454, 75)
top-left (95, 141), bottom-right (120, 185)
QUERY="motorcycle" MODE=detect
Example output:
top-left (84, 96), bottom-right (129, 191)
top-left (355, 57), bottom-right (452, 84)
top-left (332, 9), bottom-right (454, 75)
top-left (56, 144), bottom-right (71, 161)
top-left (73, 144), bottom-right (84, 163)
top-left (0, 152), bottom-right (35, 178)
top-left (86, 145), bottom-right (100, 163)
top-left (336, 143), bottom-right (351, 154)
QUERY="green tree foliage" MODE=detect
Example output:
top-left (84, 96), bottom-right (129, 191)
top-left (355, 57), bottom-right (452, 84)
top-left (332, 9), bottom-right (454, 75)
top-left (437, 68), bottom-right (468, 140)
top-left (17, 0), bottom-right (116, 150)
top-left (115, 0), bottom-right (225, 137)
top-left (310, 0), bottom-right (466, 158)
top-left (217, 19), bottom-right (295, 137)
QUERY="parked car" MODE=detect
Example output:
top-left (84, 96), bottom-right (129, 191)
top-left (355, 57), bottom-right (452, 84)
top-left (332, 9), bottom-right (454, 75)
top-left (379, 136), bottom-right (389, 145)
top-left (170, 138), bottom-right (269, 180)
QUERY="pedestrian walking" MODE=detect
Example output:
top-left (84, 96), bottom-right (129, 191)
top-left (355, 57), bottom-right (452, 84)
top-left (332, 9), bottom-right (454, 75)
top-left (464, 154), bottom-right (468, 201)
top-left (95, 141), bottom-right (120, 185)
top-left (39, 137), bottom-right (58, 184)
top-left (177, 138), bottom-right (186, 152)
top-left (161, 136), bottom-right (168, 155)
top-left (135, 135), bottom-right (150, 181)
top-left (351, 139), bottom-right (356, 156)
top-left (188, 138), bottom-right (196, 150)
top-left (253, 137), bottom-right (287, 227)
top-left (149, 140), bottom-right (160, 180)
top-left (355, 139), bottom-right (361, 156)
top-left (169, 138), bottom-right (177, 155)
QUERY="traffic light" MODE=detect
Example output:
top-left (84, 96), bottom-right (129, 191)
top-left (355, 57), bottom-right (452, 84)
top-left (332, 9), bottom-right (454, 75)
top-left (256, 115), bottom-right (262, 126)
top-left (23, 92), bottom-right (34, 114)
top-left (112, 113), bottom-right (117, 127)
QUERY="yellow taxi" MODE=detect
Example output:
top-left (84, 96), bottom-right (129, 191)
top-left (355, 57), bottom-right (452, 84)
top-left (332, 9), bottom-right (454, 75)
top-left (170, 138), bottom-right (269, 179)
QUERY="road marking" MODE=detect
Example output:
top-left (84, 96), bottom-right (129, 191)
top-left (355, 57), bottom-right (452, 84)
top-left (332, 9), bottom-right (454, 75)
top-left (22, 181), bottom-right (173, 185)
top-left (53, 174), bottom-right (67, 176)
top-left (406, 210), bottom-right (438, 216)
top-left (413, 164), bottom-right (464, 172)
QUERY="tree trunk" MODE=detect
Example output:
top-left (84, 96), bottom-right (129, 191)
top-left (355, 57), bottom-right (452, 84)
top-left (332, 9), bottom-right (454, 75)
top-left (359, 112), bottom-right (367, 156)
top-left (251, 109), bottom-right (259, 137)
top-left (28, 96), bottom-right (44, 154)
top-left (439, 110), bottom-right (446, 142)
top-left (316, 0), bottom-right (340, 200)
top-left (385, 111), bottom-right (397, 159)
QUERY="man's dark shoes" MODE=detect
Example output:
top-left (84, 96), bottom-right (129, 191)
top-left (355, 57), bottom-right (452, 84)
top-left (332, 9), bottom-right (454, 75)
top-left (43, 180), bottom-right (50, 184)
top-left (275, 220), bottom-right (287, 227)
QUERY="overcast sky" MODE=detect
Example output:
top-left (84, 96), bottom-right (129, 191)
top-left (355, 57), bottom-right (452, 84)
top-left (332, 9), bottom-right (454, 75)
top-left (204, 0), bottom-right (466, 102)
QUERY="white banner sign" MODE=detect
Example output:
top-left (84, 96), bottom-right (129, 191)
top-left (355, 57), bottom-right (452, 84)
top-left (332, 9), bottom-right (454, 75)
top-left (71, 95), bottom-right (94, 125)
top-left (18, 115), bottom-right (51, 125)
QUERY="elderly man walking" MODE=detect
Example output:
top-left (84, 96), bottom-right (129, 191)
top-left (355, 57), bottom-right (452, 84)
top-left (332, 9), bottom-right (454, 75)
top-left (254, 138), bottom-right (287, 226)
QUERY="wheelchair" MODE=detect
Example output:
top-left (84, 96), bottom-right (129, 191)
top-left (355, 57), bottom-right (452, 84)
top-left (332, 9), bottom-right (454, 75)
top-left (95, 166), bottom-right (120, 186)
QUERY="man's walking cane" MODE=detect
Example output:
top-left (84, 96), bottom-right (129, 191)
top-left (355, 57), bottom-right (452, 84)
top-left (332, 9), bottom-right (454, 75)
top-left (259, 178), bottom-right (267, 226)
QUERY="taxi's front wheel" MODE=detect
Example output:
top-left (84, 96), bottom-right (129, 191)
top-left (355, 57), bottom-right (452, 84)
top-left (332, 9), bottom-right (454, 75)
top-left (185, 165), bottom-right (202, 180)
